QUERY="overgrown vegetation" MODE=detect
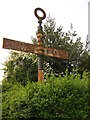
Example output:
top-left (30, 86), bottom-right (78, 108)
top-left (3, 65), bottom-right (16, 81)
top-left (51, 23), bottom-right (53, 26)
top-left (2, 71), bottom-right (89, 119)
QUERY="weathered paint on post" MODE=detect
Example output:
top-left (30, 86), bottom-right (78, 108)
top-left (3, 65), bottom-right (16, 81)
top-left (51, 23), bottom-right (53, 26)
top-left (34, 8), bottom-right (46, 83)
top-left (37, 20), bottom-right (44, 82)
top-left (38, 69), bottom-right (44, 83)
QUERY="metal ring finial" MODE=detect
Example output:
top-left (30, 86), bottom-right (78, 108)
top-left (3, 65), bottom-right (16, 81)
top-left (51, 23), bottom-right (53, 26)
top-left (34, 8), bottom-right (46, 20)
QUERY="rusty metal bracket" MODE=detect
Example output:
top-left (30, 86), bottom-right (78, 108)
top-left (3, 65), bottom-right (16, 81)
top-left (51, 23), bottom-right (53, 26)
top-left (34, 7), bottom-right (46, 20)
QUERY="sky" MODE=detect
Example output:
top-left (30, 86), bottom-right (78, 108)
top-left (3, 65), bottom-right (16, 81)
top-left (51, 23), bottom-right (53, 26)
top-left (0, 0), bottom-right (89, 82)
top-left (88, 1), bottom-right (90, 54)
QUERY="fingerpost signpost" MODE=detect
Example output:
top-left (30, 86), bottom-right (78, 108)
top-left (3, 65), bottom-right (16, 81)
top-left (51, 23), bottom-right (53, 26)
top-left (3, 8), bottom-right (68, 83)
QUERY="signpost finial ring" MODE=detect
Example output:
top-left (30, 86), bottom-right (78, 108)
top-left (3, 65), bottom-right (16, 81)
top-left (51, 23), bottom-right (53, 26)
top-left (34, 8), bottom-right (46, 20)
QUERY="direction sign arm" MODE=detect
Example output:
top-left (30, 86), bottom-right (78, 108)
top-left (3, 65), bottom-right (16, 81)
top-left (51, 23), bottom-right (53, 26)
top-left (3, 38), bottom-right (38, 54)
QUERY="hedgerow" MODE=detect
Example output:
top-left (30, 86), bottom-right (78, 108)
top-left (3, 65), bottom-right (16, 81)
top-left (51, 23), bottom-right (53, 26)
top-left (2, 71), bottom-right (89, 119)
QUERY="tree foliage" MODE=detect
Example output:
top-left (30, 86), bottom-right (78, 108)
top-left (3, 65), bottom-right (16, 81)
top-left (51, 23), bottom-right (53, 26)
top-left (33, 16), bottom-right (90, 76)
top-left (3, 52), bottom-right (38, 86)
top-left (79, 36), bottom-right (90, 73)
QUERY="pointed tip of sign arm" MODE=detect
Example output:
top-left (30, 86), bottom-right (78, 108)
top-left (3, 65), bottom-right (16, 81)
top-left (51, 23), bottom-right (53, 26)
top-left (2, 38), bottom-right (6, 48)
top-left (3, 37), bottom-right (15, 49)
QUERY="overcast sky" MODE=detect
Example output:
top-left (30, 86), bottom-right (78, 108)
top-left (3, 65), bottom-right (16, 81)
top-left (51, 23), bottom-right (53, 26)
top-left (0, 0), bottom-right (89, 82)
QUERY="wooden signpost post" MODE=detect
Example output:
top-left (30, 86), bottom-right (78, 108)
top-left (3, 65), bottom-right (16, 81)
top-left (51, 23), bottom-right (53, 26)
top-left (3, 8), bottom-right (68, 83)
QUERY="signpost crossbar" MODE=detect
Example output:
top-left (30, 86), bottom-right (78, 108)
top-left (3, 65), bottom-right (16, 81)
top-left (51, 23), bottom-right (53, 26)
top-left (3, 38), bottom-right (68, 59)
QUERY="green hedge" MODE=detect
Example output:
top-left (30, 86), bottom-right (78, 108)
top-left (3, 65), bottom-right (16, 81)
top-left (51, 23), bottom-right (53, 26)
top-left (2, 72), bottom-right (89, 119)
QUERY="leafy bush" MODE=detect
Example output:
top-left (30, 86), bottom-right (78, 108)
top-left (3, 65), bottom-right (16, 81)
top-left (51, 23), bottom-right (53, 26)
top-left (2, 72), bottom-right (89, 119)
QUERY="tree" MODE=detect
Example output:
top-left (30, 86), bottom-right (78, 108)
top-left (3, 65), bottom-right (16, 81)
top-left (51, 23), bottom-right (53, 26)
top-left (3, 52), bottom-right (38, 86)
top-left (33, 16), bottom-right (85, 76)
top-left (32, 15), bottom-right (90, 76)
top-left (78, 36), bottom-right (90, 75)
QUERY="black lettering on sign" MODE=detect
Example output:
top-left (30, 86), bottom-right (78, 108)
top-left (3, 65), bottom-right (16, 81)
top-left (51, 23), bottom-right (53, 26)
top-left (3, 38), bottom-right (38, 54)
top-left (43, 47), bottom-right (68, 59)
top-left (3, 38), bottom-right (68, 59)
